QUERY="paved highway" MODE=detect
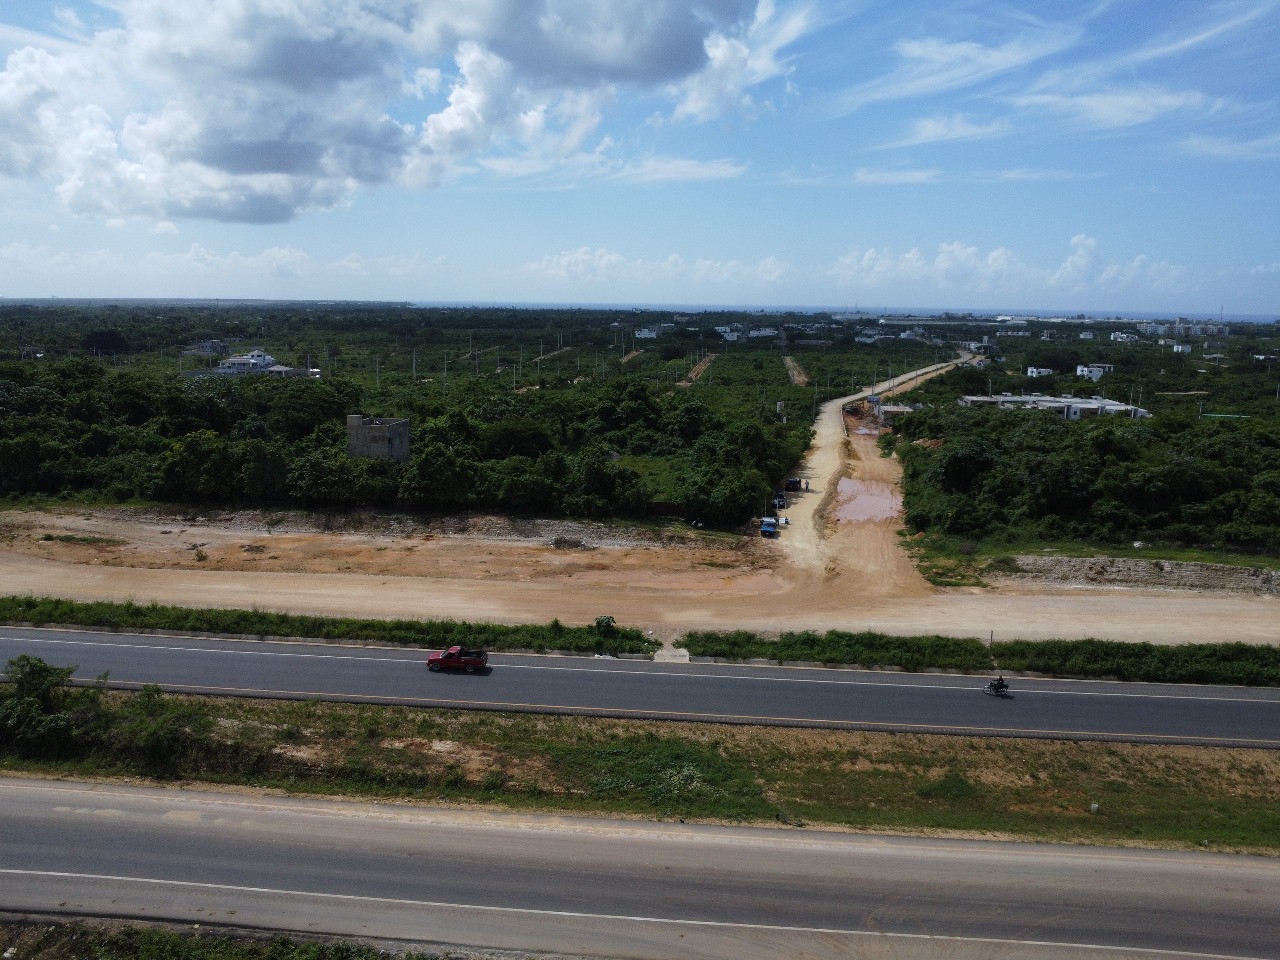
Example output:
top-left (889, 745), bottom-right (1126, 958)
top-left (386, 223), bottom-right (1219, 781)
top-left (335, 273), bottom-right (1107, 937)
top-left (2, 777), bottom-right (1277, 959)
top-left (2, 627), bottom-right (1279, 746)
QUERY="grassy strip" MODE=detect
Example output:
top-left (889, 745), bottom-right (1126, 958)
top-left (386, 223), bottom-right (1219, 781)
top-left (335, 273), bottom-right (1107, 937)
top-left (0, 595), bottom-right (654, 656)
top-left (679, 629), bottom-right (1280, 686)
top-left (992, 639), bottom-right (1280, 686)
top-left (3, 683), bottom-right (1277, 851)
top-left (901, 531), bottom-right (1280, 588)
top-left (680, 629), bottom-right (991, 671)
top-left (0, 920), bottom-right (450, 960)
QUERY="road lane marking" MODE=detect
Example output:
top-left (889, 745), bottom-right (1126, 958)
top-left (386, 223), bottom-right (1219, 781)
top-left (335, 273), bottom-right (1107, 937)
top-left (5, 635), bottom-right (1278, 705)
top-left (61, 676), bottom-right (1280, 747)
top-left (0, 868), bottom-right (1266, 959)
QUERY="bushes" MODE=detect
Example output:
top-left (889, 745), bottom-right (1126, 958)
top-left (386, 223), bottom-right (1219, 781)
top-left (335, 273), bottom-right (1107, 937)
top-left (991, 639), bottom-right (1280, 686)
top-left (0, 595), bottom-right (656, 656)
top-left (680, 629), bottom-right (990, 671)
top-left (678, 629), bottom-right (1280, 685)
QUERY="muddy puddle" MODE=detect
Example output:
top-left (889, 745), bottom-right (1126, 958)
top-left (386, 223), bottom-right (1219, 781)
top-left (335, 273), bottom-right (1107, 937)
top-left (833, 477), bottom-right (902, 522)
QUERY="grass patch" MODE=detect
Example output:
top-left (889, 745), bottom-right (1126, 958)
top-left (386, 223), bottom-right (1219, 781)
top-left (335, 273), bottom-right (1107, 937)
top-left (679, 629), bottom-right (1280, 686)
top-left (0, 920), bottom-right (446, 960)
top-left (0, 595), bottom-right (656, 657)
top-left (992, 638), bottom-right (1280, 685)
top-left (3, 679), bottom-right (1277, 850)
top-left (905, 530), bottom-right (1280, 586)
top-left (681, 629), bottom-right (991, 671)
top-left (37, 533), bottom-right (125, 546)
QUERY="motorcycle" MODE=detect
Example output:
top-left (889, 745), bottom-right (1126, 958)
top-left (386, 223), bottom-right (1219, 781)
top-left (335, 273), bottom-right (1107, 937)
top-left (983, 679), bottom-right (1011, 698)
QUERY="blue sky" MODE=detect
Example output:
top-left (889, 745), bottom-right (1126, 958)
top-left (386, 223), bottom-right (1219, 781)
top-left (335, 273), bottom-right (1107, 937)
top-left (0, 1), bottom-right (1277, 314)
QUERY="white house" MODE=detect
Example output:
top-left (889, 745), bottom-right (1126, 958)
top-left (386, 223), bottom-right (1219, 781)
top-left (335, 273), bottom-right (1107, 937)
top-left (1026, 367), bottom-right (1054, 378)
top-left (1076, 364), bottom-right (1114, 382)
top-left (215, 349), bottom-right (275, 374)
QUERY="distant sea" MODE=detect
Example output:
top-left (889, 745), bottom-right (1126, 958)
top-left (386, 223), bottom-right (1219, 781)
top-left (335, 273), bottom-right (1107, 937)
top-left (3, 296), bottom-right (1274, 324)
top-left (414, 301), bottom-right (1279, 324)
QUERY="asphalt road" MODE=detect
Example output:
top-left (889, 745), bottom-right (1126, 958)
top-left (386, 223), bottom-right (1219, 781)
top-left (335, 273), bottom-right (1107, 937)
top-left (2, 777), bottom-right (1277, 960)
top-left (3, 627), bottom-right (1280, 747)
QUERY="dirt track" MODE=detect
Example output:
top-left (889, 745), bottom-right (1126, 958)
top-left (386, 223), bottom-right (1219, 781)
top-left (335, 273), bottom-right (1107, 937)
top-left (1, 367), bottom-right (1276, 646)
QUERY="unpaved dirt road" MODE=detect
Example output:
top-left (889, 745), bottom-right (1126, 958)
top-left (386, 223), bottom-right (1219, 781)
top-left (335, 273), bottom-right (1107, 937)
top-left (1, 361), bottom-right (1275, 645)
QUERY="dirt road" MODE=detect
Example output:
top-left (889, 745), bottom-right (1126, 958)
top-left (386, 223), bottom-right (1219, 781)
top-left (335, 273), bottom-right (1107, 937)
top-left (0, 359), bottom-right (1275, 646)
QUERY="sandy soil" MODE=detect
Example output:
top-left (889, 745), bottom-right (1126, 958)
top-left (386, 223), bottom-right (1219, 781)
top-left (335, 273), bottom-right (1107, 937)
top-left (1, 365), bottom-right (1275, 646)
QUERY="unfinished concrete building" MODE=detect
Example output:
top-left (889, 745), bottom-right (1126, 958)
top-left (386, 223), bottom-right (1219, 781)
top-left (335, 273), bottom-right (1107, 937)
top-left (346, 415), bottom-right (410, 464)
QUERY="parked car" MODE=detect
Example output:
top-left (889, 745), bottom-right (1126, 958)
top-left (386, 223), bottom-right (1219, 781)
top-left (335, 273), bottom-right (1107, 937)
top-left (772, 492), bottom-right (787, 509)
top-left (783, 477), bottom-right (802, 491)
top-left (427, 646), bottom-right (489, 672)
top-left (760, 517), bottom-right (779, 538)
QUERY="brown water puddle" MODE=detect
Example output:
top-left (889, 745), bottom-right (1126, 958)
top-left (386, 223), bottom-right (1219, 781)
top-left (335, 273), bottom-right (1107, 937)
top-left (833, 477), bottom-right (902, 522)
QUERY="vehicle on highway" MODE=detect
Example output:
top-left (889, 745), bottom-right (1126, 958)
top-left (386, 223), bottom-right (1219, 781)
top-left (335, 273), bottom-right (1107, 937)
top-left (984, 676), bottom-right (1010, 697)
top-left (427, 646), bottom-right (489, 673)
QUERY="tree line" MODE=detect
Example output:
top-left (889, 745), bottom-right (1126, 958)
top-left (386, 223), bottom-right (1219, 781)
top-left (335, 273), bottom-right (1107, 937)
top-left (0, 355), bottom-right (814, 523)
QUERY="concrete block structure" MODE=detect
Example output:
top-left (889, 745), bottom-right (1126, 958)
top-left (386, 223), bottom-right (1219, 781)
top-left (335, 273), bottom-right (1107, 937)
top-left (346, 414), bottom-right (410, 464)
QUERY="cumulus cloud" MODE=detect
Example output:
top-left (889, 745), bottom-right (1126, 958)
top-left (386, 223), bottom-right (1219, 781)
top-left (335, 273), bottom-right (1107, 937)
top-left (524, 246), bottom-right (789, 285)
top-left (671, 0), bottom-right (811, 122)
top-left (0, 0), bottom-right (805, 223)
top-left (829, 234), bottom-right (1187, 298)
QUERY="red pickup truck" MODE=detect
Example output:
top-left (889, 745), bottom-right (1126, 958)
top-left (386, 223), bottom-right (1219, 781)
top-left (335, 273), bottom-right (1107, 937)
top-left (427, 646), bottom-right (489, 673)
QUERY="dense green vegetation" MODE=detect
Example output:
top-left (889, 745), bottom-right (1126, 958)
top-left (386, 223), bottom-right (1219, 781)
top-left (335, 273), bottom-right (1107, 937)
top-left (0, 596), bottom-right (654, 655)
top-left (4, 657), bottom-right (1277, 849)
top-left (0, 302), bottom-right (936, 523)
top-left (888, 319), bottom-right (1280, 554)
top-left (680, 628), bottom-right (1280, 685)
top-left (0, 922), bottom-right (447, 960)
top-left (680, 629), bottom-right (992, 671)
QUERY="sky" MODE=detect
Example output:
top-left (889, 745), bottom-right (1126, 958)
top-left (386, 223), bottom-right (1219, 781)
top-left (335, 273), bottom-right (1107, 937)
top-left (0, 1), bottom-right (1278, 315)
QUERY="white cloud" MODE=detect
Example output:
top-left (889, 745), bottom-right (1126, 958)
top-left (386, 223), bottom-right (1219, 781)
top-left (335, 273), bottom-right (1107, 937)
top-left (526, 246), bottom-right (629, 282)
top-left (853, 168), bottom-right (941, 185)
top-left (0, 0), bottom-right (791, 224)
top-left (829, 234), bottom-right (1188, 299)
top-left (145, 243), bottom-right (315, 280)
top-left (834, 27), bottom-right (1076, 115)
top-left (615, 155), bottom-right (746, 183)
top-left (1013, 89), bottom-right (1207, 129)
top-left (524, 246), bottom-right (789, 286)
top-left (1182, 132), bottom-right (1280, 160)
top-left (1097, 254), bottom-right (1186, 292)
top-left (694, 254), bottom-right (792, 283)
top-left (671, 0), bottom-right (811, 122)
top-left (885, 113), bottom-right (1008, 147)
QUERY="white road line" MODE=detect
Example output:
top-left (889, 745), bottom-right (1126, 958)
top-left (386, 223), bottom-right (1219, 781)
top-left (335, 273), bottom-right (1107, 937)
top-left (0, 868), bottom-right (1264, 960)
top-left (3, 635), bottom-right (1278, 704)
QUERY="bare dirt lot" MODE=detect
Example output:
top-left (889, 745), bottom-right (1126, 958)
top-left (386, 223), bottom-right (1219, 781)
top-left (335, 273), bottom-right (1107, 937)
top-left (1, 373), bottom-right (1276, 647)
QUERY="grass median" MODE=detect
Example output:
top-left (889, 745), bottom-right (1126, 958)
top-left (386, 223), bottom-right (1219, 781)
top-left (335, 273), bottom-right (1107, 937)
top-left (0, 595), bottom-right (654, 656)
top-left (3, 678), bottom-right (1277, 852)
top-left (679, 629), bottom-right (1280, 686)
top-left (5, 596), bottom-right (1277, 685)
